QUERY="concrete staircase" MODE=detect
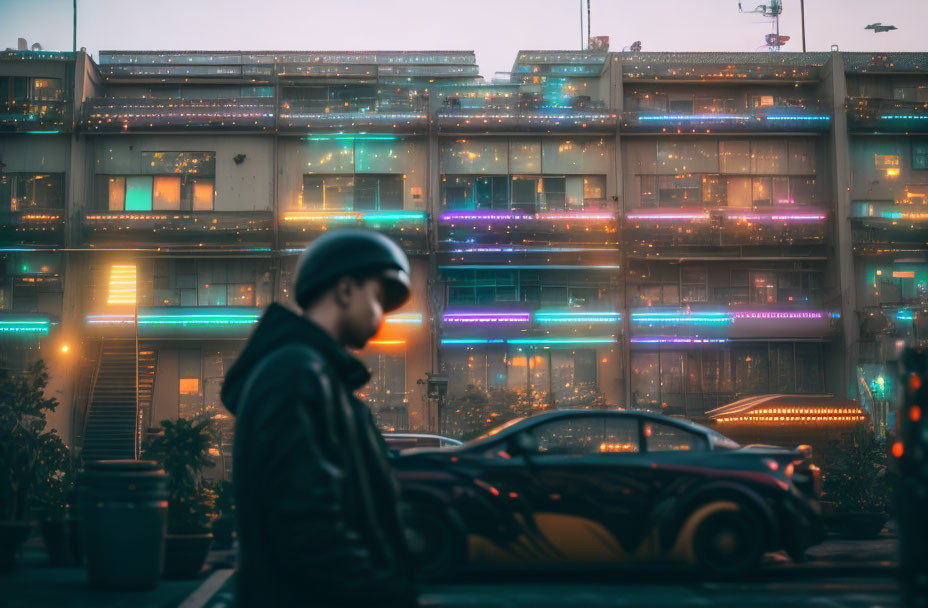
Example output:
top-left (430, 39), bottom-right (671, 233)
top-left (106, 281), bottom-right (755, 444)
top-left (82, 341), bottom-right (138, 462)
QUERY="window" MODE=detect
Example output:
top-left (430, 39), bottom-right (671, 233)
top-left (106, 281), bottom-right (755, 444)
top-left (681, 267), bottom-right (708, 303)
top-left (475, 176), bottom-right (509, 209)
top-left (720, 140), bottom-right (751, 174)
top-left (355, 175), bottom-right (403, 210)
top-left (751, 271), bottom-right (777, 303)
top-left (302, 175), bottom-right (354, 209)
top-left (152, 259), bottom-right (259, 307)
top-left (875, 154), bottom-right (901, 179)
top-left (100, 151), bottom-right (216, 211)
top-left (913, 143), bottom-right (928, 170)
top-left (301, 174), bottom-right (402, 210)
top-left (532, 416), bottom-right (640, 455)
top-left (644, 421), bottom-right (708, 452)
top-left (658, 174), bottom-right (701, 205)
top-left (1, 173), bottom-right (65, 211)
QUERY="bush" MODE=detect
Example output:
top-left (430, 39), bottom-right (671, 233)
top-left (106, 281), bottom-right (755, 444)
top-left (821, 434), bottom-right (891, 514)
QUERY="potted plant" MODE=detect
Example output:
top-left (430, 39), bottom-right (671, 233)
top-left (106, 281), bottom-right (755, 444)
top-left (821, 434), bottom-right (892, 539)
top-left (144, 411), bottom-right (218, 578)
top-left (32, 439), bottom-right (83, 566)
top-left (0, 360), bottom-right (60, 569)
top-left (211, 480), bottom-right (235, 550)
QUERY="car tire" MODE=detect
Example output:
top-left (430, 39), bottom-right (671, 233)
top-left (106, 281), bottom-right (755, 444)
top-left (692, 506), bottom-right (763, 578)
top-left (401, 500), bottom-right (463, 582)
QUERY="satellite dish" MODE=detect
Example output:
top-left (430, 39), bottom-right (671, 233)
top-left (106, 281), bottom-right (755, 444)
top-left (31, 42), bottom-right (42, 51)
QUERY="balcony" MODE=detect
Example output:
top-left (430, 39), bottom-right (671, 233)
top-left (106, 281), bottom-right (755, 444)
top-left (0, 100), bottom-right (69, 133)
top-left (437, 95), bottom-right (617, 133)
top-left (624, 208), bottom-right (829, 249)
top-left (279, 98), bottom-right (428, 134)
top-left (437, 207), bottom-right (619, 253)
top-left (0, 312), bottom-right (55, 338)
top-left (851, 202), bottom-right (928, 248)
top-left (84, 307), bottom-right (262, 340)
top-left (629, 306), bottom-right (840, 346)
top-left (80, 98), bottom-right (275, 132)
top-left (620, 106), bottom-right (831, 134)
top-left (439, 306), bottom-right (622, 346)
top-left (80, 210), bottom-right (273, 249)
top-left (278, 209), bottom-right (428, 253)
top-left (621, 54), bottom-right (827, 82)
top-left (846, 98), bottom-right (928, 133)
top-left (0, 210), bottom-right (65, 247)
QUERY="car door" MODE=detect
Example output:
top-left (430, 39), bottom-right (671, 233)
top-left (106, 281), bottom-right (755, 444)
top-left (475, 414), bottom-right (654, 565)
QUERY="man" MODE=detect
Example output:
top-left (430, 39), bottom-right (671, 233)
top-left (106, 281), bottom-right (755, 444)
top-left (221, 229), bottom-right (417, 607)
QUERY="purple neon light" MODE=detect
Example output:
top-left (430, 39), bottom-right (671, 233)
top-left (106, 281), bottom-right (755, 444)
top-left (631, 337), bottom-right (729, 344)
top-left (440, 210), bottom-right (615, 223)
top-left (732, 311), bottom-right (828, 320)
top-left (443, 311), bottom-right (531, 324)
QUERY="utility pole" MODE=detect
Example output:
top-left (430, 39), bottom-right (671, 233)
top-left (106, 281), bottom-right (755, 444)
top-left (800, 0), bottom-right (807, 52)
top-left (72, 0), bottom-right (76, 52)
top-left (587, 0), bottom-right (591, 50)
top-left (579, 0), bottom-right (584, 50)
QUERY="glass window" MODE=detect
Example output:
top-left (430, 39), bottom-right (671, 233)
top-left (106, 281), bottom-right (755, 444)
top-left (354, 140), bottom-right (406, 173)
top-left (542, 138), bottom-right (611, 174)
top-left (302, 175), bottom-right (354, 209)
top-left (152, 176), bottom-right (181, 210)
top-left (509, 140), bottom-right (541, 173)
top-left (644, 421), bottom-right (708, 452)
top-left (726, 177), bottom-right (752, 207)
top-left (788, 140), bottom-right (815, 174)
top-left (304, 141), bottom-right (354, 173)
top-left (542, 177), bottom-right (566, 211)
top-left (192, 179), bottom-right (214, 211)
top-left (772, 176), bottom-right (790, 205)
top-left (789, 177), bottom-right (816, 205)
top-left (474, 176), bottom-right (508, 209)
top-left (638, 175), bottom-right (657, 208)
top-left (582, 175), bottom-right (605, 202)
top-left (532, 416), bottom-right (640, 455)
top-left (796, 343), bottom-right (824, 392)
top-left (752, 177), bottom-right (773, 207)
top-left (751, 140), bottom-right (788, 174)
top-left (681, 267), bottom-right (708, 303)
top-left (875, 154), bottom-right (901, 179)
top-left (631, 352), bottom-right (660, 409)
top-left (720, 140), bottom-right (751, 174)
top-left (658, 174), bottom-right (701, 206)
top-left (440, 140), bottom-right (508, 174)
top-left (771, 344), bottom-right (796, 393)
top-left (658, 141), bottom-right (718, 174)
top-left (912, 142), bottom-right (928, 170)
top-left (734, 346), bottom-right (769, 394)
top-left (125, 176), bottom-right (153, 211)
top-left (751, 271), bottom-right (777, 303)
top-left (510, 176), bottom-right (540, 211)
top-left (701, 174), bottom-right (724, 205)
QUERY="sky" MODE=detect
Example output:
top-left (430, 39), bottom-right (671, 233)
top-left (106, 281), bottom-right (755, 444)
top-left (0, 0), bottom-right (926, 77)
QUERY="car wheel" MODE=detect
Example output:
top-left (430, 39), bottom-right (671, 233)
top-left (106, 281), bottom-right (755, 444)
top-left (692, 507), bottom-right (763, 578)
top-left (401, 500), bottom-right (463, 582)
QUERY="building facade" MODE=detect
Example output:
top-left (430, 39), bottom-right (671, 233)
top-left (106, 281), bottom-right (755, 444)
top-left (1, 48), bottom-right (926, 460)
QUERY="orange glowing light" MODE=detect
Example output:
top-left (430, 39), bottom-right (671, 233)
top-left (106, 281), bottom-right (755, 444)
top-left (910, 374), bottom-right (923, 392)
top-left (910, 406), bottom-right (922, 422)
top-left (892, 441), bottom-right (904, 458)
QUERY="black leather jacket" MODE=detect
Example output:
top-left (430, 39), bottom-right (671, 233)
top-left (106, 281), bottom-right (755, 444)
top-left (221, 303), bottom-right (416, 607)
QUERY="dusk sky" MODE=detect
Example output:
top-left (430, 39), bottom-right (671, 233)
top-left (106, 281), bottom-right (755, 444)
top-left (1, 0), bottom-right (926, 76)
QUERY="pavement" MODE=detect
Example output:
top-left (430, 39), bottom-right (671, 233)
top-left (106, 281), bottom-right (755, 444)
top-left (0, 533), bottom-right (902, 608)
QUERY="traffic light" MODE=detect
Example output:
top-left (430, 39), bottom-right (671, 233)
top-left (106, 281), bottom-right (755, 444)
top-left (896, 349), bottom-right (928, 608)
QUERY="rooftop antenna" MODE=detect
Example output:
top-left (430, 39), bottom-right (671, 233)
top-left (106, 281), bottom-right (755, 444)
top-left (587, 0), bottom-right (591, 50)
top-left (739, 1), bottom-right (788, 52)
top-left (579, 0), bottom-right (583, 50)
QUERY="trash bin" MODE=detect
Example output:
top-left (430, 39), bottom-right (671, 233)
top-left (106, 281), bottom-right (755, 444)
top-left (78, 460), bottom-right (168, 590)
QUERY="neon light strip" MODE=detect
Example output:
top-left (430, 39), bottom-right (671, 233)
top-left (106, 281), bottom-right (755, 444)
top-left (0, 320), bottom-right (51, 333)
top-left (631, 337), bottom-right (729, 344)
top-left (362, 211), bottom-right (427, 222)
top-left (448, 246), bottom-right (615, 253)
top-left (368, 340), bottom-right (407, 345)
top-left (882, 212), bottom-right (928, 220)
top-left (631, 310), bottom-right (835, 324)
top-left (440, 210), bottom-right (614, 222)
top-left (282, 211), bottom-right (426, 223)
top-left (881, 115), bottom-right (928, 120)
top-left (764, 116), bottom-right (830, 121)
top-left (441, 337), bottom-right (617, 346)
top-left (440, 265), bottom-right (621, 270)
top-left (726, 213), bottom-right (826, 221)
top-left (138, 314), bottom-right (261, 326)
top-left (302, 133), bottom-right (401, 141)
top-left (384, 313), bottom-right (422, 325)
top-left (638, 114), bottom-right (752, 121)
top-left (85, 314), bottom-right (136, 325)
top-left (534, 312), bottom-right (621, 324)
top-left (731, 311), bottom-right (830, 320)
top-left (627, 213), bottom-right (710, 221)
top-left (443, 312), bottom-right (531, 324)
top-left (21, 130), bottom-right (60, 134)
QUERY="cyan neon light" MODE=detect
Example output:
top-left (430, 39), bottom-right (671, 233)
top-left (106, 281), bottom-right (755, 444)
top-left (384, 313), bottom-right (423, 325)
top-left (441, 338), bottom-right (506, 345)
top-left (535, 311), bottom-right (621, 324)
top-left (302, 133), bottom-right (401, 141)
top-left (765, 115), bottom-right (830, 122)
top-left (881, 115), bottom-right (928, 120)
top-left (632, 311), bottom-right (730, 325)
top-left (882, 211), bottom-right (928, 220)
top-left (282, 210), bottom-right (426, 224)
top-left (631, 337), bottom-right (729, 344)
top-left (21, 130), bottom-right (61, 134)
top-left (362, 211), bottom-right (427, 222)
top-left (138, 313), bottom-right (261, 326)
top-left (0, 319), bottom-right (51, 333)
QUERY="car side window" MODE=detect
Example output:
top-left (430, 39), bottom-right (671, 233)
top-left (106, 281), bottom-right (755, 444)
top-left (643, 421), bottom-right (708, 453)
top-left (531, 416), bottom-right (640, 456)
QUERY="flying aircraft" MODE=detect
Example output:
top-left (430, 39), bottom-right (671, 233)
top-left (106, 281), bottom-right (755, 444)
top-left (865, 23), bottom-right (898, 33)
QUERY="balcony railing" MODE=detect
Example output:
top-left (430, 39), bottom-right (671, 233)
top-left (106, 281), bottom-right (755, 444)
top-left (81, 210), bottom-right (273, 248)
top-left (629, 305), bottom-right (840, 344)
top-left (620, 106), bottom-right (831, 133)
top-left (846, 98), bottom-right (928, 133)
top-left (0, 210), bottom-right (65, 246)
top-left (278, 98), bottom-right (428, 133)
top-left (621, 55), bottom-right (827, 82)
top-left (437, 96), bottom-right (617, 133)
top-left (278, 209), bottom-right (428, 253)
top-left (81, 98), bottom-right (275, 132)
top-left (851, 202), bottom-right (928, 246)
top-left (625, 207), bottom-right (830, 247)
top-left (0, 100), bottom-right (69, 133)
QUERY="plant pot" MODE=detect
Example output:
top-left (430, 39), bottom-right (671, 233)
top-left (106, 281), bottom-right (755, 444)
top-left (79, 460), bottom-right (169, 590)
top-left (211, 516), bottom-right (235, 550)
top-left (163, 533), bottom-right (212, 579)
top-left (0, 521), bottom-right (34, 570)
top-left (825, 512), bottom-right (889, 539)
top-left (41, 519), bottom-right (83, 566)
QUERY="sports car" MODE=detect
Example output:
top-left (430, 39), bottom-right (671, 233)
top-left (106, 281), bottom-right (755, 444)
top-left (395, 409), bottom-right (824, 579)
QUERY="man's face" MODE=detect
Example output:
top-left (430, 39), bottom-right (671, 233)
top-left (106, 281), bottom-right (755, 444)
top-left (338, 276), bottom-right (386, 349)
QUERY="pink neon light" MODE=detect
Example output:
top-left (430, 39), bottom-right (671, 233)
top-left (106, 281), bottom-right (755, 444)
top-left (732, 311), bottom-right (828, 320)
top-left (440, 211), bottom-right (615, 222)
top-left (627, 213), bottom-right (710, 221)
top-left (443, 311), bottom-right (531, 324)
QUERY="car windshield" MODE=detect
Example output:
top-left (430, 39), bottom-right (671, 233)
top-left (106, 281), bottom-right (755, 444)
top-left (470, 417), bottom-right (526, 442)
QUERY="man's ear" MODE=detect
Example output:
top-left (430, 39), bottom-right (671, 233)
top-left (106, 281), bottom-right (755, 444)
top-left (332, 276), bottom-right (356, 309)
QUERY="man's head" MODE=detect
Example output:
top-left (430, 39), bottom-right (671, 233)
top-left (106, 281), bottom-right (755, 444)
top-left (294, 229), bottom-right (411, 349)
